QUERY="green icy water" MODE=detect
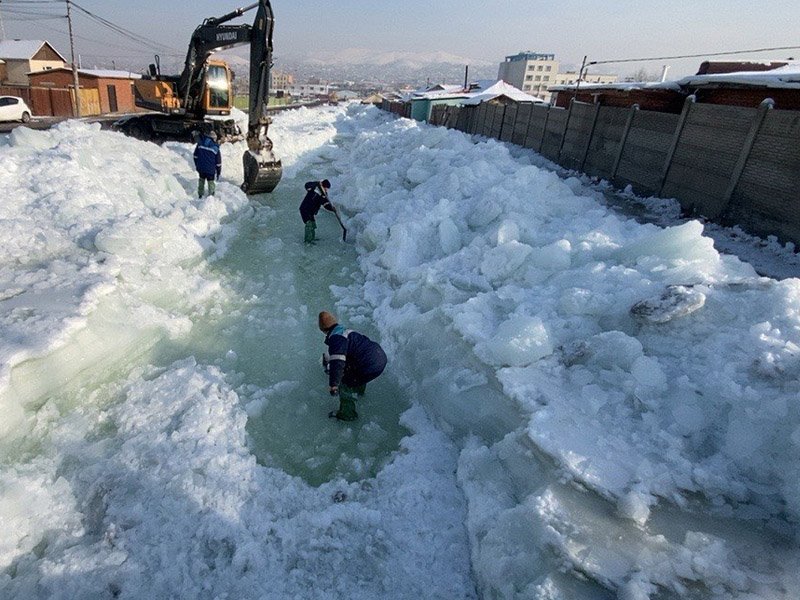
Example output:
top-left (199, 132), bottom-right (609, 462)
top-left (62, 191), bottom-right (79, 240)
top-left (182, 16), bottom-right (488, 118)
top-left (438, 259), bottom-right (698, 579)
top-left (157, 173), bottom-right (410, 487)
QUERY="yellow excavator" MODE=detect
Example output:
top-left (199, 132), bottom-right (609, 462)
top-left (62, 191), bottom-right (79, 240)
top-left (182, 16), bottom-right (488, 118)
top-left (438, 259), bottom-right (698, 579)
top-left (114, 1), bottom-right (282, 194)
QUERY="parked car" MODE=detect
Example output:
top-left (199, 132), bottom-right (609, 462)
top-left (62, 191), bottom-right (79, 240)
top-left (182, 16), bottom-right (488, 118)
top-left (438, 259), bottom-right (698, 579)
top-left (0, 96), bottom-right (33, 123)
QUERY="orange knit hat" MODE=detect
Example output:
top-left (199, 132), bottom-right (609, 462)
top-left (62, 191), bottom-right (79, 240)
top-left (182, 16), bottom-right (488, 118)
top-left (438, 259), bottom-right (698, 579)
top-left (318, 311), bottom-right (337, 331)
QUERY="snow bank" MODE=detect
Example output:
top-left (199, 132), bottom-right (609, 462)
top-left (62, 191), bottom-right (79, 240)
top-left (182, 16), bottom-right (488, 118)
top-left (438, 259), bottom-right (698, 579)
top-left (327, 104), bottom-right (800, 597)
top-left (0, 109), bottom-right (476, 599)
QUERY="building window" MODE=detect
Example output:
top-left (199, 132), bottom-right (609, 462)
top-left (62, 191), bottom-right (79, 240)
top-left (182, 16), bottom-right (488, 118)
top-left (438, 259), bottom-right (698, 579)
top-left (523, 85), bottom-right (531, 90)
top-left (526, 75), bottom-right (533, 81)
top-left (546, 66), bottom-right (552, 71)
top-left (543, 76), bottom-right (549, 81)
top-left (528, 65), bottom-right (535, 71)
top-left (534, 75), bottom-right (541, 81)
top-left (537, 65), bottom-right (543, 71)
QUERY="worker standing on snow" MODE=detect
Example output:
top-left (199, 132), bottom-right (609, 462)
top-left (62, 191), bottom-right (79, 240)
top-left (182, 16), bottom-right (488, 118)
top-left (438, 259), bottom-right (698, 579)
top-left (193, 131), bottom-right (222, 198)
top-left (299, 180), bottom-right (335, 243)
top-left (319, 311), bottom-right (387, 421)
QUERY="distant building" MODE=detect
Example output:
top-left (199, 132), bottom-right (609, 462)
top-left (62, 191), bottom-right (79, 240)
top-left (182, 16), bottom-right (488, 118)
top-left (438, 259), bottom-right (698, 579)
top-left (270, 70), bottom-right (294, 91)
top-left (286, 83), bottom-right (334, 98)
top-left (498, 50), bottom-right (617, 102)
top-left (552, 71), bottom-right (618, 87)
top-left (498, 52), bottom-right (558, 99)
top-left (0, 39), bottom-right (67, 85)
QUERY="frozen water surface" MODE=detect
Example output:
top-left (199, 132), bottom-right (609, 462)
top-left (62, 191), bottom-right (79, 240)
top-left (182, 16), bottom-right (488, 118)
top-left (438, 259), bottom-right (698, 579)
top-left (157, 194), bottom-right (412, 486)
top-left (1, 104), bottom-right (799, 599)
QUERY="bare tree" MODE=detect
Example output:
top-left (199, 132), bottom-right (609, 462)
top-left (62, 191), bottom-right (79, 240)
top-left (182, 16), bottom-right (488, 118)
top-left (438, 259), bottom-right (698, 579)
top-left (627, 67), bottom-right (657, 82)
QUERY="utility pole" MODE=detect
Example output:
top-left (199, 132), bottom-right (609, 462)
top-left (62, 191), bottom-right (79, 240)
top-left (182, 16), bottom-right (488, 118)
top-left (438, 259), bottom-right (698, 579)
top-left (66, 0), bottom-right (81, 117)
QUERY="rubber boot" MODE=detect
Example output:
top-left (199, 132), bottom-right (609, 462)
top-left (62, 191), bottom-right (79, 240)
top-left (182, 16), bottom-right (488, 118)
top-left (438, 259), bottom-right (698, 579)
top-left (333, 385), bottom-right (358, 421)
top-left (197, 178), bottom-right (205, 198)
top-left (208, 179), bottom-right (216, 196)
top-left (304, 221), bottom-right (316, 244)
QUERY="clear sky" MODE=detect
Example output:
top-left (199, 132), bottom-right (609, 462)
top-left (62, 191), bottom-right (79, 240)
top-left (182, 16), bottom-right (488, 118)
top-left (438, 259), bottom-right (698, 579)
top-left (2, 0), bottom-right (799, 78)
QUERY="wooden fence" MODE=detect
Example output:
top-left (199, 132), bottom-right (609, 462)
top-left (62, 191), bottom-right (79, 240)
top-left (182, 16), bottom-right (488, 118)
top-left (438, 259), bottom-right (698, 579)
top-left (420, 98), bottom-right (800, 247)
top-left (0, 85), bottom-right (101, 117)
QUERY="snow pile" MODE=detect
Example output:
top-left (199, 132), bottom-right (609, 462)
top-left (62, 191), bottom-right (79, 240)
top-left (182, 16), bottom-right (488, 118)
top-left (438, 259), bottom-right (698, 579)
top-left (2, 102), bottom-right (800, 599)
top-left (0, 121), bottom-right (250, 437)
top-left (327, 105), bottom-right (800, 597)
top-left (0, 109), bottom-right (476, 598)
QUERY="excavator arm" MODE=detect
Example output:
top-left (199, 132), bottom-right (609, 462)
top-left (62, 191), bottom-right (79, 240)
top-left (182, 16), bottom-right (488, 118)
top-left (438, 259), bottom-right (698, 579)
top-left (241, 0), bottom-right (282, 194)
top-left (178, 1), bottom-right (282, 194)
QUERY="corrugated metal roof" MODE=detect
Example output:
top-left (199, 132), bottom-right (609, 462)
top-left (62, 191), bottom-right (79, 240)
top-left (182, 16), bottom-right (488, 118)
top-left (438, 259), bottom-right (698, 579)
top-left (28, 67), bottom-right (142, 79)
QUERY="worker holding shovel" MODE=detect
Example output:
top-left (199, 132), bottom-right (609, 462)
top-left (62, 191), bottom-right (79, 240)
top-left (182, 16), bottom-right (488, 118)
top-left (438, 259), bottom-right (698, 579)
top-left (299, 179), bottom-right (347, 243)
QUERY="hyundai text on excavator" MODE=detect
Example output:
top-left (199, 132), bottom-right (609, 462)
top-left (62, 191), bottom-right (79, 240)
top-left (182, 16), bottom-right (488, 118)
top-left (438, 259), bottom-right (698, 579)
top-left (114, 0), bottom-right (282, 194)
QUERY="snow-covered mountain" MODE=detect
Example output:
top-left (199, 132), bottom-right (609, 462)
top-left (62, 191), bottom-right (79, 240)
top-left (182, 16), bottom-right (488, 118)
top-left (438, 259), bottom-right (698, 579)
top-left (300, 48), bottom-right (493, 69)
top-left (220, 47), bottom-right (497, 85)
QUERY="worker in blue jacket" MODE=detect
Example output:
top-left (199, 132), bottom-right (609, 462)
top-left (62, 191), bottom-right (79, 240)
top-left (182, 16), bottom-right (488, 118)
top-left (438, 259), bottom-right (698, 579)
top-left (193, 131), bottom-right (222, 198)
top-left (319, 310), bottom-right (387, 421)
top-left (300, 180), bottom-right (334, 243)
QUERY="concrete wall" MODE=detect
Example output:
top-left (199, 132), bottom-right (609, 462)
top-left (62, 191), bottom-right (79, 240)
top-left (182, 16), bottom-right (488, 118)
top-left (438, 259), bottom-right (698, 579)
top-left (389, 97), bottom-right (800, 247)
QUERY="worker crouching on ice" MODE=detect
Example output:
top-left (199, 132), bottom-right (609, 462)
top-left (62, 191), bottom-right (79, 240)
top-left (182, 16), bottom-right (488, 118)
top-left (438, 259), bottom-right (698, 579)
top-left (319, 311), bottom-right (387, 421)
top-left (193, 131), bottom-right (222, 198)
top-left (300, 180), bottom-right (334, 243)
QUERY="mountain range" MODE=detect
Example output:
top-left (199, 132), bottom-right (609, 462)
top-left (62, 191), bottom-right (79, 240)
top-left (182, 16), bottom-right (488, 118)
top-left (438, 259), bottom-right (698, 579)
top-left (220, 47), bottom-right (498, 85)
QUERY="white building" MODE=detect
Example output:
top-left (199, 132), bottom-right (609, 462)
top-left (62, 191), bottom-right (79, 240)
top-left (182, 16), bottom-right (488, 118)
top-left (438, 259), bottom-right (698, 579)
top-left (285, 83), bottom-right (334, 98)
top-left (498, 51), bottom-right (617, 103)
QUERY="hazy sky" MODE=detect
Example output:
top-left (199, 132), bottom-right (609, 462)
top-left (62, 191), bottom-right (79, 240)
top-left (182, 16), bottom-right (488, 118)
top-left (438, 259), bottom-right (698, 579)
top-left (2, 0), bottom-right (799, 78)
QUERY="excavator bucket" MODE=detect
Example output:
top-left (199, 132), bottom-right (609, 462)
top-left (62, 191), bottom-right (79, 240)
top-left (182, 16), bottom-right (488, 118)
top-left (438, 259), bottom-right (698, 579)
top-left (242, 149), bottom-right (282, 195)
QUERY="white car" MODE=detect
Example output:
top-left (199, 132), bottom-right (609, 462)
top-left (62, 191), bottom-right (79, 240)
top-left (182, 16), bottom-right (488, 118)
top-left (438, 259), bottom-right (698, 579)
top-left (0, 96), bottom-right (33, 123)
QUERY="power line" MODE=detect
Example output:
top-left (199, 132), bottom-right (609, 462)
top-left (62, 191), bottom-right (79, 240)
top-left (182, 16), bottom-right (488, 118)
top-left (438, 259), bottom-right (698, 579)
top-left (0, 0), bottom-right (181, 56)
top-left (69, 1), bottom-right (180, 55)
top-left (588, 44), bottom-right (800, 66)
top-left (22, 17), bottom-right (180, 58)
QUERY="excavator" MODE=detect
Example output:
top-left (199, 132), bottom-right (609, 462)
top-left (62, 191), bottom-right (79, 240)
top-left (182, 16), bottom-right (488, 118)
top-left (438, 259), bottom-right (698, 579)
top-left (114, 0), bottom-right (282, 194)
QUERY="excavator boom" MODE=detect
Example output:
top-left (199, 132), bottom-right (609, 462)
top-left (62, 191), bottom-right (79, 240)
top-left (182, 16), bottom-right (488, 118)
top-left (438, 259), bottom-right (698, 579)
top-left (121, 0), bottom-right (281, 194)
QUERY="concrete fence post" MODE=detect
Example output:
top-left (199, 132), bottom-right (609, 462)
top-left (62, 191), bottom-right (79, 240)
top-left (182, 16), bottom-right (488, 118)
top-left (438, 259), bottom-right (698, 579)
top-left (538, 105), bottom-right (551, 152)
top-left (720, 98), bottom-right (774, 213)
top-left (611, 104), bottom-right (639, 180)
top-left (658, 94), bottom-right (695, 196)
top-left (520, 105), bottom-right (536, 147)
top-left (557, 97), bottom-right (575, 160)
top-left (496, 104), bottom-right (507, 140)
top-left (579, 102), bottom-right (602, 171)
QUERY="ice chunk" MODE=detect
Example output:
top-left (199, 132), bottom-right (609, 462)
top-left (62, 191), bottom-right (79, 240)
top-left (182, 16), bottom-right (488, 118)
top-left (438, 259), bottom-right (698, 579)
top-left (587, 331), bottom-right (644, 370)
top-left (495, 219), bottom-right (520, 245)
top-left (631, 356), bottom-right (668, 392)
top-left (438, 218), bottom-right (462, 255)
top-left (476, 316), bottom-right (553, 367)
top-left (617, 491), bottom-right (651, 525)
top-left (480, 241), bottom-right (533, 283)
top-left (528, 239), bottom-right (571, 270)
top-left (615, 220), bottom-right (718, 263)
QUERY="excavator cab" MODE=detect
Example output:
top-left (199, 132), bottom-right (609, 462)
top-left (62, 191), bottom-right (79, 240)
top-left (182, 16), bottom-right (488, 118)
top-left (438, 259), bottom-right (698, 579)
top-left (203, 61), bottom-right (233, 113)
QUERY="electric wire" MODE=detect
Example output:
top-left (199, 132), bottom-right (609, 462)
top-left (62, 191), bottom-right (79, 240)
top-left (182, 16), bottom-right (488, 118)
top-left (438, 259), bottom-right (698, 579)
top-left (0, 0), bottom-right (181, 57)
top-left (588, 45), bottom-right (800, 66)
